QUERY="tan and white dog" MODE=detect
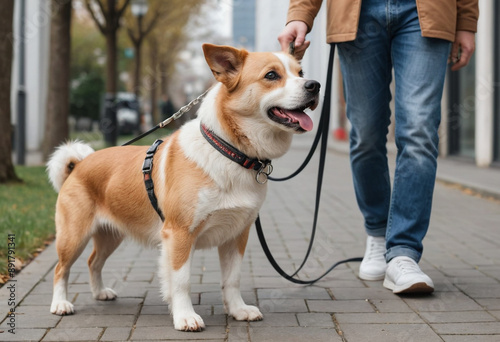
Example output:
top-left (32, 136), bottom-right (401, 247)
top-left (47, 44), bottom-right (320, 331)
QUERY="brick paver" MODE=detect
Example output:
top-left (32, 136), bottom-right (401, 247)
top-left (1, 135), bottom-right (499, 341)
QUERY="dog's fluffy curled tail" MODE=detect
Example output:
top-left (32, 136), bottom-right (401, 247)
top-left (46, 141), bottom-right (94, 193)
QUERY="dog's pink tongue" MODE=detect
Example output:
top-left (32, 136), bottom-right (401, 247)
top-left (286, 109), bottom-right (313, 131)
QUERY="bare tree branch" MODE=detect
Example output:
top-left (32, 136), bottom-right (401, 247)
top-left (142, 10), bottom-right (161, 37)
top-left (94, 0), bottom-right (107, 18)
top-left (95, 0), bottom-right (107, 22)
top-left (127, 26), bottom-right (138, 46)
top-left (85, 0), bottom-right (105, 33)
top-left (117, 0), bottom-right (131, 20)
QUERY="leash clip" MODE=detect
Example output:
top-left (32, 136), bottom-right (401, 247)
top-left (256, 161), bottom-right (273, 184)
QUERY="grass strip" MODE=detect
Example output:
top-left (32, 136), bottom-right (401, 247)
top-left (0, 166), bottom-right (57, 283)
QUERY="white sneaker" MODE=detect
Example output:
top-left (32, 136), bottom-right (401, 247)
top-left (383, 256), bottom-right (434, 294)
top-left (359, 236), bottom-right (387, 281)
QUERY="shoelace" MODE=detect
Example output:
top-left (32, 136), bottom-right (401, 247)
top-left (365, 238), bottom-right (386, 261)
top-left (394, 258), bottom-right (420, 274)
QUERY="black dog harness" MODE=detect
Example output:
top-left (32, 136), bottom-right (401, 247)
top-left (142, 139), bottom-right (165, 221)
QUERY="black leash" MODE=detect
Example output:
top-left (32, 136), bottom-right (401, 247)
top-left (123, 126), bottom-right (162, 146)
top-left (255, 44), bottom-right (362, 285)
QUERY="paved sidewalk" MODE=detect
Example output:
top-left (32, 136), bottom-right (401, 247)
top-left (2, 134), bottom-right (500, 341)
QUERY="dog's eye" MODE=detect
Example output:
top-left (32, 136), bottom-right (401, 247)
top-left (264, 71), bottom-right (280, 80)
top-left (298, 70), bottom-right (304, 77)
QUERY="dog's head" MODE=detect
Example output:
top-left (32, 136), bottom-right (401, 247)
top-left (202, 44), bottom-right (320, 135)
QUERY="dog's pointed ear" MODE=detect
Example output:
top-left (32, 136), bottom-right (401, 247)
top-left (202, 44), bottom-right (248, 91)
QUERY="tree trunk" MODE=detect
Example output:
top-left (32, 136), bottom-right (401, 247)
top-left (160, 60), bottom-right (168, 99)
top-left (42, 0), bottom-right (72, 161)
top-left (149, 41), bottom-right (159, 124)
top-left (105, 29), bottom-right (118, 93)
top-left (133, 39), bottom-right (142, 97)
top-left (0, 0), bottom-right (20, 183)
top-left (133, 12), bottom-right (143, 98)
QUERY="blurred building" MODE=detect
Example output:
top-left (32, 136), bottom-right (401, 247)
top-left (443, 0), bottom-right (498, 167)
top-left (11, 0), bottom-right (50, 154)
top-left (232, 0), bottom-right (256, 51)
top-left (255, 0), bottom-right (500, 169)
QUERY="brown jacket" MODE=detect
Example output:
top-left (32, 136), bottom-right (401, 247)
top-left (287, 0), bottom-right (479, 43)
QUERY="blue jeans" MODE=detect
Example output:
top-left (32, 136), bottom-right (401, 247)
top-left (337, 0), bottom-right (450, 263)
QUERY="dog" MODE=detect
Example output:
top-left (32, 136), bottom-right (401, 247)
top-left (46, 44), bottom-right (320, 331)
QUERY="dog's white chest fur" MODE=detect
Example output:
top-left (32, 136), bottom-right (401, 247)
top-left (177, 119), bottom-right (267, 249)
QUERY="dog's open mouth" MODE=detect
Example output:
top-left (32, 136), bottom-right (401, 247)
top-left (268, 101), bottom-right (315, 132)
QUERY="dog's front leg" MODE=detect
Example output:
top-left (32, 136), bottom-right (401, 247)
top-left (161, 229), bottom-right (205, 332)
top-left (218, 225), bottom-right (263, 321)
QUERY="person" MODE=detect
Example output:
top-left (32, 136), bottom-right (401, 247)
top-left (278, 0), bottom-right (478, 294)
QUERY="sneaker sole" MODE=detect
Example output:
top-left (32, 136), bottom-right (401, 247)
top-left (383, 278), bottom-right (434, 294)
top-left (359, 271), bottom-right (385, 281)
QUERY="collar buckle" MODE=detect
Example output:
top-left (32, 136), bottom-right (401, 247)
top-left (256, 161), bottom-right (273, 184)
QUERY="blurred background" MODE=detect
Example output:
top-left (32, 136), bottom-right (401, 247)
top-left (1, 0), bottom-right (499, 185)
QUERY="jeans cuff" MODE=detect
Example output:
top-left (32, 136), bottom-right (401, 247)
top-left (385, 246), bottom-right (422, 263)
top-left (365, 226), bottom-right (386, 238)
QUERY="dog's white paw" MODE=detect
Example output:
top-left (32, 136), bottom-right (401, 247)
top-left (173, 313), bottom-right (205, 332)
top-left (50, 300), bottom-right (75, 316)
top-left (230, 305), bottom-right (263, 321)
top-left (94, 287), bottom-right (117, 301)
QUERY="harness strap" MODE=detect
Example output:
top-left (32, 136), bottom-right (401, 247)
top-left (142, 139), bottom-right (165, 221)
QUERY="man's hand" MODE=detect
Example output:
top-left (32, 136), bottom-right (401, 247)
top-left (278, 21), bottom-right (310, 60)
top-left (449, 31), bottom-right (475, 71)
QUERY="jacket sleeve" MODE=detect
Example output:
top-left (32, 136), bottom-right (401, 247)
top-left (286, 0), bottom-right (324, 32)
top-left (456, 0), bottom-right (479, 32)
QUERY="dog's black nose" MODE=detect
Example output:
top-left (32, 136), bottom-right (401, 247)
top-left (305, 80), bottom-right (320, 95)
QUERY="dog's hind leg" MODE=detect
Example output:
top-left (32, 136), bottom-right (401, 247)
top-left (51, 219), bottom-right (92, 315)
top-left (218, 225), bottom-right (263, 321)
top-left (88, 228), bottom-right (123, 300)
